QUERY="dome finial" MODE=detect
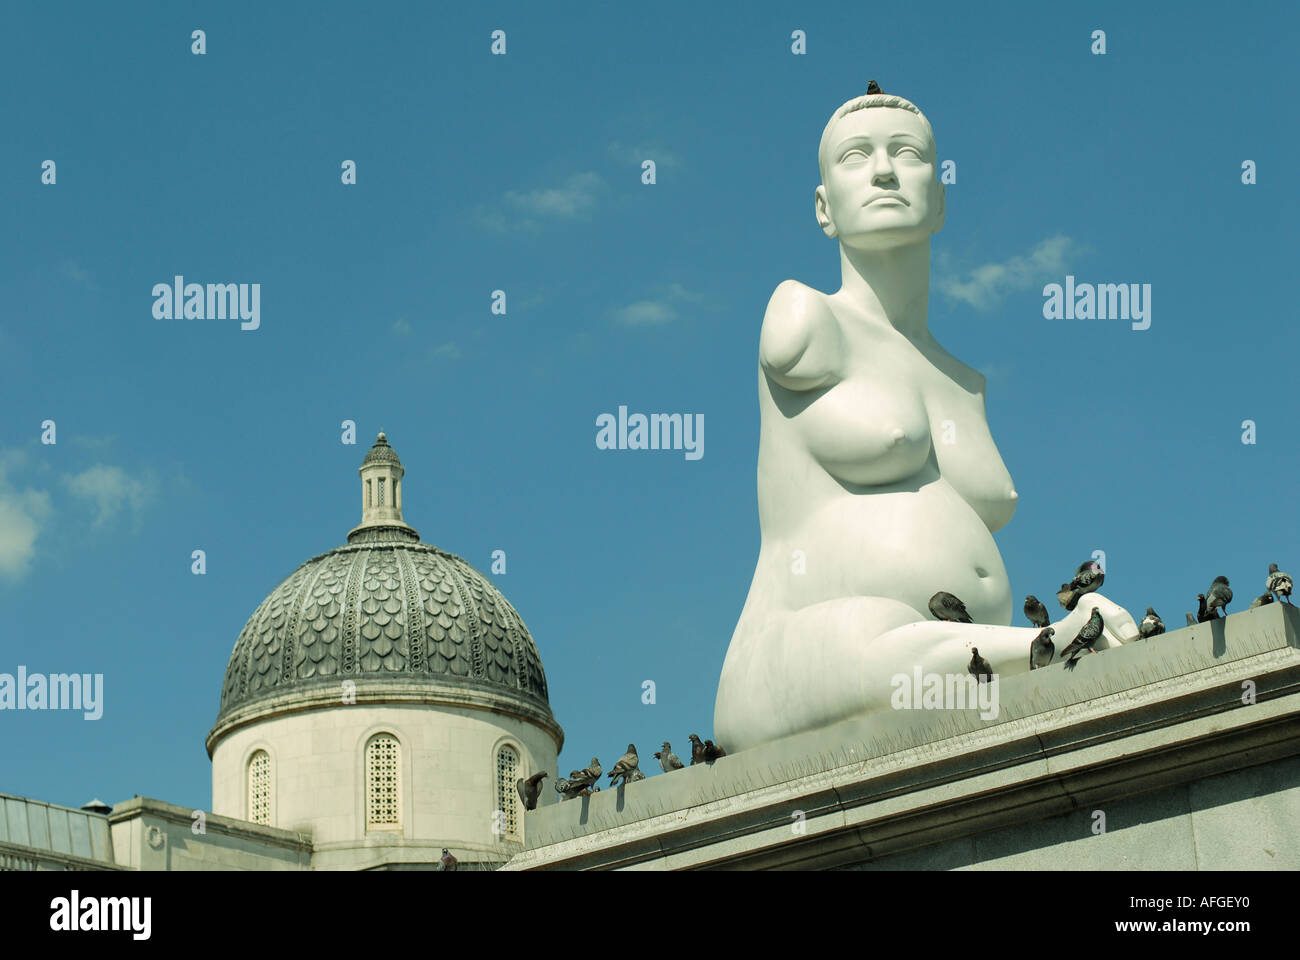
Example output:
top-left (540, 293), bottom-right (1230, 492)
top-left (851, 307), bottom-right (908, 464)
top-left (354, 431), bottom-right (414, 538)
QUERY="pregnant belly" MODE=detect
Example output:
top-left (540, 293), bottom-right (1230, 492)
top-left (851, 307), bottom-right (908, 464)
top-left (770, 479), bottom-right (1012, 624)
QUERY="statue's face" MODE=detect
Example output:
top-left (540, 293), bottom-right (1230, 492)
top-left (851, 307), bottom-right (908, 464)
top-left (816, 106), bottom-right (944, 249)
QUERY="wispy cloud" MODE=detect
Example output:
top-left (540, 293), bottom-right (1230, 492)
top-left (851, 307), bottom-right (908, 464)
top-left (64, 464), bottom-right (153, 529)
top-left (613, 300), bottom-right (676, 326)
top-left (0, 451), bottom-right (52, 579)
top-left (430, 342), bottom-right (461, 360)
top-left (392, 317), bottom-right (412, 336)
top-left (610, 283), bottom-right (704, 328)
top-left (477, 172), bottom-right (605, 232)
top-left (937, 235), bottom-right (1083, 311)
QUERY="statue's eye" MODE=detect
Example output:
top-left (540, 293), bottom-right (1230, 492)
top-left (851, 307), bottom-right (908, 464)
top-left (895, 145), bottom-right (923, 159)
top-left (840, 149), bottom-right (869, 163)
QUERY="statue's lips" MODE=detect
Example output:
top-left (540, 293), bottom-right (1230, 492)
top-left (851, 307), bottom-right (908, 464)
top-left (863, 194), bottom-right (910, 206)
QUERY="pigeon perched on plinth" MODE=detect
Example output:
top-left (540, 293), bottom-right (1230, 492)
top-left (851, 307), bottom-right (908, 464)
top-left (703, 740), bottom-right (727, 762)
top-left (866, 79), bottom-right (883, 94)
top-left (1029, 627), bottom-right (1056, 670)
top-left (1057, 561), bottom-right (1104, 611)
top-left (437, 848), bottom-right (457, 872)
top-left (1206, 576), bottom-right (1233, 618)
top-left (607, 745), bottom-right (640, 787)
top-left (654, 742), bottom-right (685, 772)
top-left (968, 647), bottom-right (993, 682)
top-left (688, 734), bottom-right (708, 765)
top-left (929, 591), bottom-right (973, 623)
top-left (1060, 609), bottom-right (1104, 665)
top-left (1195, 594), bottom-right (1214, 624)
top-left (1267, 563), bottom-right (1293, 604)
top-left (1024, 596), bottom-right (1050, 628)
top-left (1138, 607), bottom-right (1165, 639)
top-left (1250, 593), bottom-right (1274, 609)
top-left (570, 758), bottom-right (601, 788)
top-left (555, 758), bottom-right (601, 799)
top-left (516, 771), bottom-right (547, 811)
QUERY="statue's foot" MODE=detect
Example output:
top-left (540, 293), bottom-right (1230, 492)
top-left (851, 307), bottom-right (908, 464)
top-left (1050, 592), bottom-right (1139, 649)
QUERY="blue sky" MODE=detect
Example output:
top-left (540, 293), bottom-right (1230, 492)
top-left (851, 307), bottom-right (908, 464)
top-left (1, 1), bottom-right (1296, 812)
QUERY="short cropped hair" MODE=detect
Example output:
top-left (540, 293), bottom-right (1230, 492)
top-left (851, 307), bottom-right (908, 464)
top-left (818, 93), bottom-right (936, 178)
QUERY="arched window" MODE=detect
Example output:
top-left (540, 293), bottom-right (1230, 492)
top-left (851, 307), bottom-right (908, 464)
top-left (247, 750), bottom-right (271, 826)
top-left (496, 744), bottom-right (520, 840)
top-left (366, 734), bottom-right (401, 829)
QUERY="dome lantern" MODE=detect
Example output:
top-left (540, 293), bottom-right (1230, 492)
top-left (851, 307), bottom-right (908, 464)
top-left (350, 431), bottom-right (418, 542)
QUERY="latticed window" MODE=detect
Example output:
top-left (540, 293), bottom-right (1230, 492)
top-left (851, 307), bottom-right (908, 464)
top-left (496, 745), bottom-right (520, 840)
top-left (248, 750), bottom-right (271, 826)
top-left (366, 735), bottom-right (401, 828)
top-left (377, 478), bottom-right (385, 506)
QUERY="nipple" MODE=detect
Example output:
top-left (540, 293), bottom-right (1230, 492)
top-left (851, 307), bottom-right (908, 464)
top-left (889, 427), bottom-right (906, 445)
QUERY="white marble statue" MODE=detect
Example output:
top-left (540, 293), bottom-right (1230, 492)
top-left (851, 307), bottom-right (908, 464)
top-left (715, 89), bottom-right (1138, 753)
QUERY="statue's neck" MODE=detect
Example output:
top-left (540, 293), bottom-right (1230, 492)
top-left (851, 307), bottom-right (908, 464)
top-left (836, 240), bottom-right (931, 342)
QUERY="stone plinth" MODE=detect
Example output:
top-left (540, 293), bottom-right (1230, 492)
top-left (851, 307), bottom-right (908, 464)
top-left (504, 603), bottom-right (1300, 870)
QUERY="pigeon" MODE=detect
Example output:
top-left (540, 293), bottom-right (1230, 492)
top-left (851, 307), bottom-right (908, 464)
top-left (654, 742), bottom-right (685, 772)
top-left (1024, 595), bottom-right (1051, 628)
top-left (1206, 576), bottom-right (1233, 618)
top-left (570, 757), bottom-right (601, 788)
top-left (437, 848), bottom-right (457, 872)
top-left (703, 740), bottom-right (727, 762)
top-left (1138, 607), bottom-right (1165, 639)
top-left (1029, 627), bottom-right (1056, 669)
top-left (688, 734), bottom-right (708, 765)
top-left (554, 758), bottom-right (601, 799)
top-left (967, 647), bottom-right (993, 682)
top-left (516, 771), bottom-right (547, 811)
top-left (1057, 561), bottom-right (1104, 611)
top-left (1195, 594), bottom-right (1214, 624)
top-left (929, 591), bottom-right (974, 623)
top-left (866, 79), bottom-right (883, 95)
top-left (607, 744), bottom-right (640, 787)
top-left (1059, 609), bottom-right (1104, 664)
top-left (1251, 593), bottom-right (1275, 609)
top-left (1267, 563), bottom-right (1293, 604)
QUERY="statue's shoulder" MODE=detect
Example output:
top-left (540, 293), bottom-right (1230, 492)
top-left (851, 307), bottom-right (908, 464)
top-left (761, 279), bottom-right (834, 339)
top-left (759, 280), bottom-right (840, 384)
top-left (764, 278), bottom-right (829, 318)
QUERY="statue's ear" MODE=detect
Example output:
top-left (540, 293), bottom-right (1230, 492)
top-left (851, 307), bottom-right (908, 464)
top-left (815, 185), bottom-right (837, 238)
top-left (933, 180), bottom-right (946, 234)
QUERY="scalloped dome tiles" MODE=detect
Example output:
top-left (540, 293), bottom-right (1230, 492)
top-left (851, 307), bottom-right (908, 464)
top-left (214, 434), bottom-right (551, 728)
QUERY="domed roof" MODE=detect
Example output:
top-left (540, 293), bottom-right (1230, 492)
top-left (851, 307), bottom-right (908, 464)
top-left (209, 434), bottom-right (558, 750)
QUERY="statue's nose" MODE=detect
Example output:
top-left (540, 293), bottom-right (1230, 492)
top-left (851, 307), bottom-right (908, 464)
top-left (871, 148), bottom-right (898, 184)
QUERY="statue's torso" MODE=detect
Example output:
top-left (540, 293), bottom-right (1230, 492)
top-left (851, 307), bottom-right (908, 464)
top-left (748, 283), bottom-right (1016, 622)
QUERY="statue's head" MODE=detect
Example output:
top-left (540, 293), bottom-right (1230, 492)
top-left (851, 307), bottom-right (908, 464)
top-left (815, 90), bottom-right (945, 250)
